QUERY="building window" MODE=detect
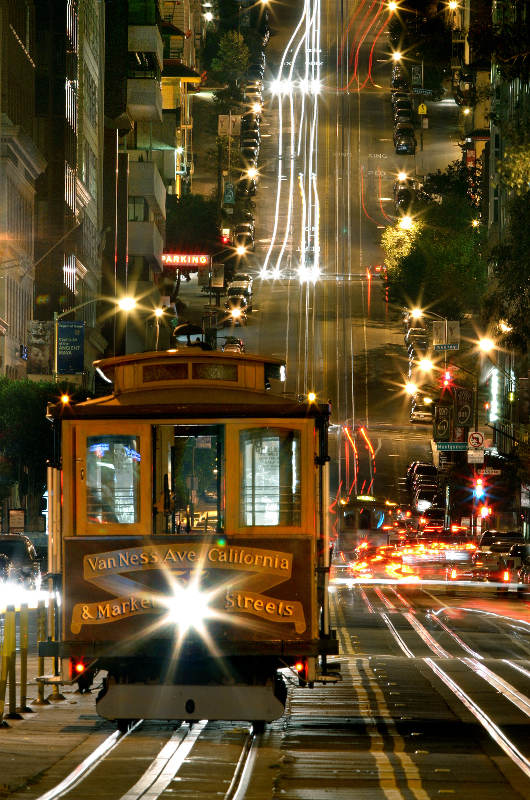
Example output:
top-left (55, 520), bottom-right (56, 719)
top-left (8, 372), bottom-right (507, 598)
top-left (64, 253), bottom-right (76, 293)
top-left (84, 68), bottom-right (97, 128)
top-left (66, 0), bottom-right (78, 52)
top-left (65, 78), bottom-right (78, 132)
top-left (128, 196), bottom-right (148, 222)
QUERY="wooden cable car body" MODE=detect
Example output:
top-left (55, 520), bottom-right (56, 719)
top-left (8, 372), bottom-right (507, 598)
top-left (44, 348), bottom-right (337, 726)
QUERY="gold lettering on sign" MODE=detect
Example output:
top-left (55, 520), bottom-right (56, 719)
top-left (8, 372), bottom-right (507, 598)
top-left (71, 541), bottom-right (306, 635)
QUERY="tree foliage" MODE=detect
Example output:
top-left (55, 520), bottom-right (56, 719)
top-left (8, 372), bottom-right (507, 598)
top-left (482, 191), bottom-right (530, 351)
top-left (0, 379), bottom-right (77, 524)
top-left (382, 169), bottom-right (488, 318)
top-left (211, 31), bottom-right (249, 89)
top-left (468, 19), bottom-right (530, 82)
top-left (497, 140), bottom-right (530, 194)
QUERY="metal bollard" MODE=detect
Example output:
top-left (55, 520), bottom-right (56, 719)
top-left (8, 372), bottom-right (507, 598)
top-left (46, 592), bottom-right (65, 703)
top-left (5, 605), bottom-right (22, 720)
top-left (32, 600), bottom-right (50, 706)
top-left (17, 604), bottom-right (32, 713)
top-left (0, 611), bottom-right (10, 727)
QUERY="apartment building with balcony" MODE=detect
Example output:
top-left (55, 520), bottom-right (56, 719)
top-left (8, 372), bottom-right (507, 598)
top-left (0, 2), bottom-right (46, 379)
top-left (33, 0), bottom-right (106, 383)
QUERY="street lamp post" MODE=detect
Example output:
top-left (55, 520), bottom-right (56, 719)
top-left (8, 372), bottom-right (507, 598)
top-left (53, 296), bottom-right (136, 382)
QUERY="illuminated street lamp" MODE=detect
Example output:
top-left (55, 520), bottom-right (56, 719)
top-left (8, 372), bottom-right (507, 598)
top-left (53, 296), bottom-right (137, 381)
top-left (448, 0), bottom-right (459, 9)
top-left (392, 51), bottom-right (403, 62)
top-left (397, 171), bottom-right (408, 182)
top-left (388, 1), bottom-right (398, 10)
top-left (204, 11), bottom-right (213, 21)
top-left (478, 337), bottom-right (495, 354)
top-left (251, 101), bottom-right (262, 114)
top-left (471, 218), bottom-right (480, 228)
top-left (307, 391), bottom-right (317, 403)
top-left (405, 382), bottom-right (418, 395)
top-left (399, 215), bottom-right (414, 230)
top-left (236, 245), bottom-right (247, 257)
top-left (418, 358), bottom-right (434, 372)
top-left (463, 107), bottom-right (471, 116)
top-left (246, 166), bottom-right (258, 179)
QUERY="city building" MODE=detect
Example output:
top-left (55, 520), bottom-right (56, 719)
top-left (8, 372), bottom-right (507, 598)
top-left (0, 1), bottom-right (46, 379)
top-left (33, 0), bottom-right (106, 385)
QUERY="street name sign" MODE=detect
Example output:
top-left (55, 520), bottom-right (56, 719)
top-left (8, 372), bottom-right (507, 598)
top-left (437, 442), bottom-right (468, 451)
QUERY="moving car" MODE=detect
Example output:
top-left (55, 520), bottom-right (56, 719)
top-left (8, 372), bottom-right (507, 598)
top-left (221, 336), bottom-right (245, 353)
top-left (410, 396), bottom-right (434, 424)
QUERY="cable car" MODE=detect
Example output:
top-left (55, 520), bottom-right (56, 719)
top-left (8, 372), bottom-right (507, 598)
top-left (43, 348), bottom-right (337, 728)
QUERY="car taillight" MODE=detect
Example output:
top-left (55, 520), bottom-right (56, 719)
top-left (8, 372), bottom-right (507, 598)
top-left (503, 570), bottom-right (510, 582)
top-left (450, 568), bottom-right (457, 580)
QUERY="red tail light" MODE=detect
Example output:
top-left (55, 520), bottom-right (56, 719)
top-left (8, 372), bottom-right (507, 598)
top-left (450, 568), bottom-right (457, 580)
top-left (503, 570), bottom-right (510, 582)
top-left (294, 661), bottom-right (304, 672)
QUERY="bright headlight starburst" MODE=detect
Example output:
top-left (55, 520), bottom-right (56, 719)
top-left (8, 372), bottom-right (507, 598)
top-left (163, 584), bottom-right (213, 634)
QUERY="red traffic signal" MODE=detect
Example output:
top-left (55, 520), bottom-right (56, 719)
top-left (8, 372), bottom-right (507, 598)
top-left (442, 370), bottom-right (452, 388)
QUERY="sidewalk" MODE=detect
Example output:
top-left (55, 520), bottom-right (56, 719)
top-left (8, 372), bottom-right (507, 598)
top-left (413, 87), bottom-right (462, 179)
top-left (0, 654), bottom-right (107, 797)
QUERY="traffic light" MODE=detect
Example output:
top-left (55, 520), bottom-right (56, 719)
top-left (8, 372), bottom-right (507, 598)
top-left (474, 477), bottom-right (485, 500)
top-left (442, 370), bottom-right (452, 388)
top-left (479, 505), bottom-right (491, 518)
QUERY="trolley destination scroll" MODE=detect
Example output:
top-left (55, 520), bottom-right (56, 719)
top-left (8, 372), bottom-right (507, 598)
top-left (70, 541), bottom-right (307, 635)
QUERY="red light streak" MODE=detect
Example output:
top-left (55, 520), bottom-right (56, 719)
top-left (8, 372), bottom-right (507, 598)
top-left (359, 425), bottom-right (375, 456)
top-left (361, 168), bottom-right (378, 224)
top-left (338, 0), bottom-right (368, 66)
top-left (351, 0), bottom-right (379, 76)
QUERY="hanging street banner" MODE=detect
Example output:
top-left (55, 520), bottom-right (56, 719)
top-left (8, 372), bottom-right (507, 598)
top-left (433, 403), bottom-right (452, 441)
top-left (58, 321), bottom-right (85, 374)
top-left (432, 320), bottom-right (460, 351)
top-left (455, 387), bottom-right (473, 426)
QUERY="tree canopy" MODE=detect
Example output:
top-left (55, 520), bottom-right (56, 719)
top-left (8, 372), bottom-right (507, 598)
top-left (382, 167), bottom-right (487, 318)
top-left (482, 191), bottom-right (530, 351)
top-left (0, 379), bottom-right (79, 526)
top-left (211, 31), bottom-right (249, 89)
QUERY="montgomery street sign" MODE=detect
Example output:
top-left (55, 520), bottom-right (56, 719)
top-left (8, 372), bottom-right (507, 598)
top-left (436, 442), bottom-right (468, 451)
top-left (433, 343), bottom-right (460, 351)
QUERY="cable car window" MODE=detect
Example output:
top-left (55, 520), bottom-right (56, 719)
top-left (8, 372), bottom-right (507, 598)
top-left (192, 363), bottom-right (238, 381)
top-left (240, 429), bottom-right (300, 527)
top-left (86, 435), bottom-right (141, 524)
top-left (153, 425), bottom-right (224, 534)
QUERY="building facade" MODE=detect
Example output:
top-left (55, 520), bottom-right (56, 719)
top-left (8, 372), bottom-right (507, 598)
top-left (0, 0), bottom-right (46, 379)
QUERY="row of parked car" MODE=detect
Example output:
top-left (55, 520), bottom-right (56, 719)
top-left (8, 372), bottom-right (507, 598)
top-left (402, 314), bottom-right (433, 424)
top-left (406, 461), bottom-right (441, 516)
top-left (237, 51), bottom-right (266, 198)
top-left (391, 67), bottom-right (416, 156)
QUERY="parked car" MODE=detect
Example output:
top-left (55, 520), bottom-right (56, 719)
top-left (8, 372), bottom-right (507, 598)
top-left (478, 530), bottom-right (524, 548)
top-left (503, 543), bottom-right (530, 582)
top-left (393, 100), bottom-right (413, 118)
top-left (395, 187), bottom-right (416, 213)
top-left (241, 148), bottom-right (258, 166)
top-left (234, 230), bottom-right (255, 251)
top-left (0, 534), bottom-right (41, 588)
top-left (391, 91), bottom-right (410, 106)
top-left (472, 541), bottom-right (515, 582)
top-left (413, 486), bottom-right (437, 512)
top-left (394, 123), bottom-right (416, 144)
top-left (236, 178), bottom-right (256, 197)
top-left (405, 327), bottom-right (428, 344)
top-left (391, 74), bottom-right (409, 91)
top-left (227, 280), bottom-right (253, 311)
top-left (407, 462), bottom-right (437, 487)
top-left (232, 271), bottom-right (253, 282)
top-left (395, 135), bottom-right (416, 155)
